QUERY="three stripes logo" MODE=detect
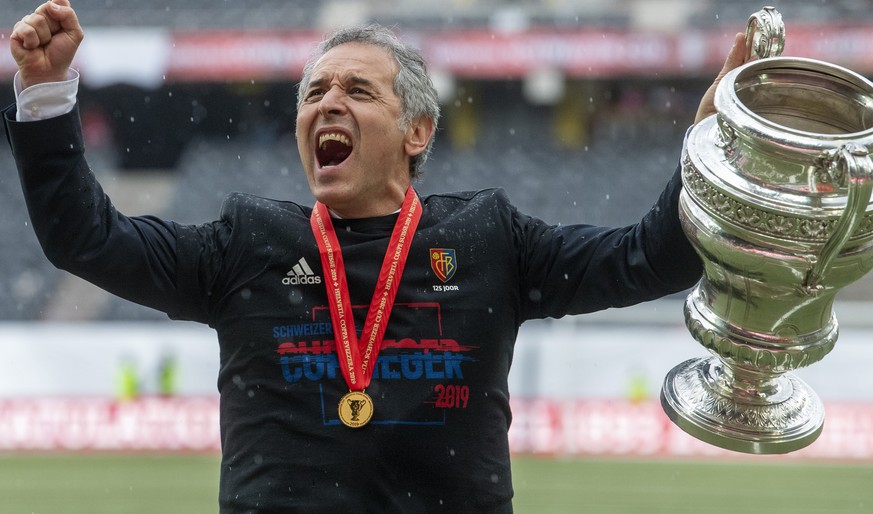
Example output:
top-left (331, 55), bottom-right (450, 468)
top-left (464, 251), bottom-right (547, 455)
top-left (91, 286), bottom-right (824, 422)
top-left (282, 257), bottom-right (323, 286)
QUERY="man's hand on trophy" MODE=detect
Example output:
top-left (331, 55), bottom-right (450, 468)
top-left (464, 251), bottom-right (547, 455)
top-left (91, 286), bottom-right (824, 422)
top-left (694, 32), bottom-right (749, 125)
top-left (10, 0), bottom-right (84, 90)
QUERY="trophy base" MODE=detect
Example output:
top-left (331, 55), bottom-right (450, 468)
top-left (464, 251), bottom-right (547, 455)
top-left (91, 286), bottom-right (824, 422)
top-left (661, 357), bottom-right (824, 454)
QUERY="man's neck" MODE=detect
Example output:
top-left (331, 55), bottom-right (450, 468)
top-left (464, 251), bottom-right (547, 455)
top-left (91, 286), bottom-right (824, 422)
top-left (328, 206), bottom-right (401, 219)
top-left (323, 185), bottom-right (410, 219)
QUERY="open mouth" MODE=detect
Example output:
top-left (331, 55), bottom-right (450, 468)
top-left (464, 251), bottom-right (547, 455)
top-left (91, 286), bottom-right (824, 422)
top-left (317, 132), bottom-right (353, 167)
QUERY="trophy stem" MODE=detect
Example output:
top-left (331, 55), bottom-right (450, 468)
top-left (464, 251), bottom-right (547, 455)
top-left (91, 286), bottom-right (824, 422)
top-left (721, 364), bottom-right (787, 401)
top-left (660, 357), bottom-right (825, 454)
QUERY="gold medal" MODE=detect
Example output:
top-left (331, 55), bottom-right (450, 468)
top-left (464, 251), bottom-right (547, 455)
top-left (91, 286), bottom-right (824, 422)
top-left (338, 391), bottom-right (374, 428)
top-left (312, 188), bottom-right (421, 429)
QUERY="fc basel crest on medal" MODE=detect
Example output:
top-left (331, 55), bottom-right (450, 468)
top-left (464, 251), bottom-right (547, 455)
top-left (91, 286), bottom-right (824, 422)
top-left (430, 248), bottom-right (457, 283)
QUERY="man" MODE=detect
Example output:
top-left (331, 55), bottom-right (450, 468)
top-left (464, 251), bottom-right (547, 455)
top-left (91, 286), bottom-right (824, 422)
top-left (6, 1), bottom-right (749, 511)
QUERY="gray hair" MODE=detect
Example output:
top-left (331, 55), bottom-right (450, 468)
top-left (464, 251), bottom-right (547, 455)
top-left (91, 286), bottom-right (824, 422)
top-left (297, 25), bottom-right (441, 179)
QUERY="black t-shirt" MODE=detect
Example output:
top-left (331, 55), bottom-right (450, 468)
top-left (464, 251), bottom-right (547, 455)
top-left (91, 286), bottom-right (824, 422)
top-left (5, 105), bottom-right (701, 512)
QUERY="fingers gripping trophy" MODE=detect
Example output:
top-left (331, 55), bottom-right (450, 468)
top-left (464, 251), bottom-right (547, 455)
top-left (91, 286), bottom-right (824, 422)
top-left (661, 6), bottom-right (873, 454)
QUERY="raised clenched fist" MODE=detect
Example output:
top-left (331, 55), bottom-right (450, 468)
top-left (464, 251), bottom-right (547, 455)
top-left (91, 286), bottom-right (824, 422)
top-left (10, 0), bottom-right (84, 89)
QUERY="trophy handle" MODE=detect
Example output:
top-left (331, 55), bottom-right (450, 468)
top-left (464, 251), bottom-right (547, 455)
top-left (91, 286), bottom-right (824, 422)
top-left (803, 144), bottom-right (873, 293)
top-left (745, 6), bottom-right (785, 60)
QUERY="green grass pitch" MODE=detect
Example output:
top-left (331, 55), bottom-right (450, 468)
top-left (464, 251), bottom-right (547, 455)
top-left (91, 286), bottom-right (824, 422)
top-left (1, 454), bottom-right (871, 513)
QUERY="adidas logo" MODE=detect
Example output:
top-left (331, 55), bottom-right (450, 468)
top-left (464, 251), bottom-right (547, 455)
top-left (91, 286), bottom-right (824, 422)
top-left (282, 257), bottom-right (323, 285)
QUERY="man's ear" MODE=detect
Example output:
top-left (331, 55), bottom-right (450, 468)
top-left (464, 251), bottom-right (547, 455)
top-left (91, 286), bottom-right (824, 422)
top-left (404, 116), bottom-right (435, 158)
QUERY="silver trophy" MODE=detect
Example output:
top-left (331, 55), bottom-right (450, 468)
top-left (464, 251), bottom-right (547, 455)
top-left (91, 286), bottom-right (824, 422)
top-left (660, 7), bottom-right (873, 454)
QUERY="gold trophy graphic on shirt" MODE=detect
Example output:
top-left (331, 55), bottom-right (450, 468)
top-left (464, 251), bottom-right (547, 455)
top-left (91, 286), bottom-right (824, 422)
top-left (661, 7), bottom-right (873, 453)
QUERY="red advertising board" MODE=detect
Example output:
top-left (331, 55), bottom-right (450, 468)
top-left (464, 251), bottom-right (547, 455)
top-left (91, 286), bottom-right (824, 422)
top-left (3, 23), bottom-right (873, 84)
top-left (1, 396), bottom-right (870, 459)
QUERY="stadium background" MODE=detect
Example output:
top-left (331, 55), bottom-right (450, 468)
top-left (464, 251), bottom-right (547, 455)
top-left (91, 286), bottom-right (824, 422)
top-left (1, 0), bottom-right (873, 512)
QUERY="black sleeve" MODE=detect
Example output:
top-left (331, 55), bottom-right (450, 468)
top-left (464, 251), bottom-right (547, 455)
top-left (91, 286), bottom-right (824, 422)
top-left (515, 162), bottom-right (702, 320)
top-left (3, 103), bottom-right (224, 322)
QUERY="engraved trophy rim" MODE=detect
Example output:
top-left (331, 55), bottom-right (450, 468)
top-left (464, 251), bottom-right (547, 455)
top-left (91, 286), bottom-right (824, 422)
top-left (717, 56), bottom-right (873, 143)
top-left (687, 56), bottom-right (873, 218)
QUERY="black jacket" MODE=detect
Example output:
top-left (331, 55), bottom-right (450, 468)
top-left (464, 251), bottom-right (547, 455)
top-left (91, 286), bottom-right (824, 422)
top-left (5, 104), bottom-right (701, 513)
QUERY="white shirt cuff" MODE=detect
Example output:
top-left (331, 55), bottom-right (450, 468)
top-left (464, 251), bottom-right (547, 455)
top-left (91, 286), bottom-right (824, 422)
top-left (14, 69), bottom-right (80, 122)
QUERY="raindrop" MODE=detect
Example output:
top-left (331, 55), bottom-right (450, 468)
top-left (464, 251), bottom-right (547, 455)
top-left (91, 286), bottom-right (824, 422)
top-left (253, 454), bottom-right (263, 465)
top-left (490, 473), bottom-right (499, 484)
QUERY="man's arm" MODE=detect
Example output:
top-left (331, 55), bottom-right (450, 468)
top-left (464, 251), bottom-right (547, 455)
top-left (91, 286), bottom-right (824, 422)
top-left (516, 31), bottom-right (751, 320)
top-left (6, 1), bottom-right (220, 322)
top-left (4, 103), bottom-right (188, 318)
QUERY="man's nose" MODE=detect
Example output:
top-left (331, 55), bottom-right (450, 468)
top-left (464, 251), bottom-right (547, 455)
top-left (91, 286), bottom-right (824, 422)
top-left (317, 86), bottom-right (347, 117)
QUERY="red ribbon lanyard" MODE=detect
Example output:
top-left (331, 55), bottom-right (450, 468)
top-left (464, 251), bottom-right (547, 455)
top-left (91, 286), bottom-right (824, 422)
top-left (310, 187), bottom-right (422, 391)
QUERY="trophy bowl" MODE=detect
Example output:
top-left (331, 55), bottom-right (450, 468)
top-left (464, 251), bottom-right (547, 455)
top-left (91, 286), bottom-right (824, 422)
top-left (660, 25), bottom-right (873, 453)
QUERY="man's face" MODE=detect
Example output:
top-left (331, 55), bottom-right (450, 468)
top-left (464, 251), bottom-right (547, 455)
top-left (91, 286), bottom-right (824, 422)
top-left (296, 43), bottom-right (424, 218)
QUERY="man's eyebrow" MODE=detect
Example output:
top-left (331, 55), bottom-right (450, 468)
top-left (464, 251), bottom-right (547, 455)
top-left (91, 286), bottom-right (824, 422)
top-left (347, 75), bottom-right (375, 88)
top-left (306, 75), bottom-right (377, 90)
top-left (307, 77), bottom-right (327, 90)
